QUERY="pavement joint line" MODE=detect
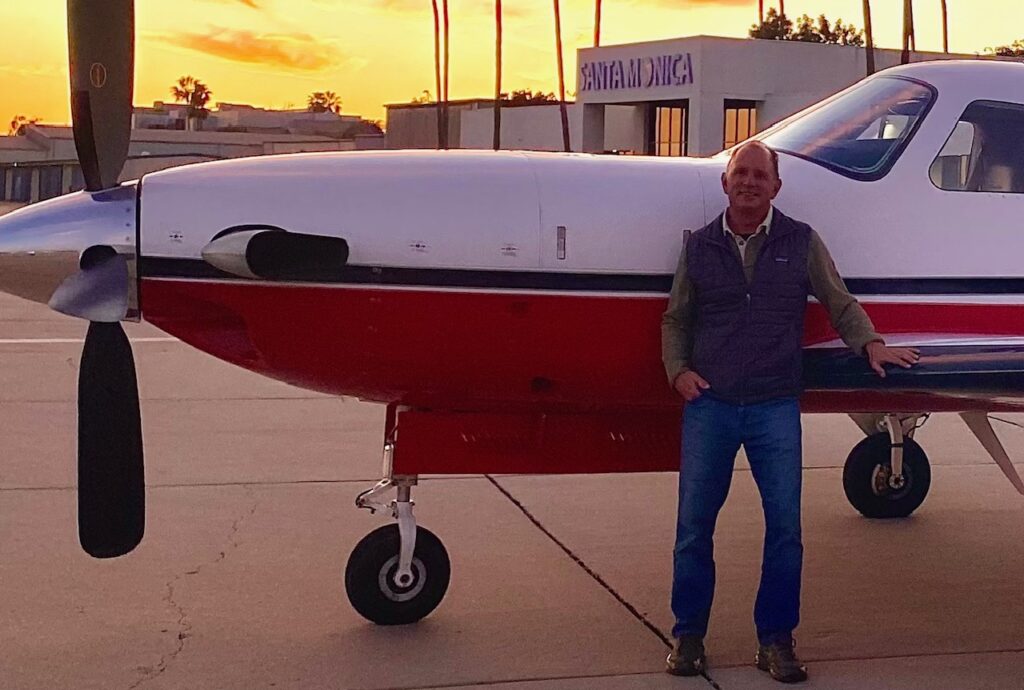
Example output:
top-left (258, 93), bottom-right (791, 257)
top-left (0, 475), bottom-right (487, 492)
top-left (714, 645), bottom-right (1024, 668)
top-left (0, 396), bottom-right (340, 403)
top-left (5, 462), bottom-right (1023, 494)
top-left (382, 669), bottom-right (676, 690)
top-left (484, 474), bottom-right (673, 648)
top-left (399, 647), bottom-right (1024, 690)
top-left (0, 337), bottom-right (179, 344)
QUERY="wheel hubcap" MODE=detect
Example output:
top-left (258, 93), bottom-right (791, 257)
top-left (871, 464), bottom-right (912, 499)
top-left (378, 555), bottom-right (427, 602)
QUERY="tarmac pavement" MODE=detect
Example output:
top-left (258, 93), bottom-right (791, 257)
top-left (1, 293), bottom-right (1023, 690)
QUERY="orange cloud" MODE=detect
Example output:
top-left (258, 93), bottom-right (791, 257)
top-left (368, 0), bottom-right (529, 19)
top-left (633, 0), bottom-right (753, 7)
top-left (200, 0), bottom-right (264, 8)
top-left (152, 28), bottom-right (347, 72)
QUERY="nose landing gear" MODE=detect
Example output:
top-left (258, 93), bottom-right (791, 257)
top-left (345, 518), bottom-right (451, 625)
top-left (843, 414), bottom-right (932, 519)
top-left (346, 413), bottom-right (451, 626)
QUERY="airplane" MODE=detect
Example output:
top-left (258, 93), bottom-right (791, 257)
top-left (1, 0), bottom-right (1023, 627)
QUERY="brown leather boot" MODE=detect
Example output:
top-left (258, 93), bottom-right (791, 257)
top-left (666, 634), bottom-right (706, 676)
top-left (755, 637), bottom-right (808, 683)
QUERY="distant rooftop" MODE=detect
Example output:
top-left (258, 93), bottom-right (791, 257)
top-left (26, 125), bottom-right (342, 145)
top-left (386, 97), bottom-right (573, 110)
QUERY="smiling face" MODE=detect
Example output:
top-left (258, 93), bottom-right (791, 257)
top-left (721, 142), bottom-right (782, 219)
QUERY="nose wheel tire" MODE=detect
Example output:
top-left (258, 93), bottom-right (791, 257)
top-left (843, 433), bottom-right (931, 519)
top-left (345, 524), bottom-right (450, 625)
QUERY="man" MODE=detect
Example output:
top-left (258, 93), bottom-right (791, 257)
top-left (660, 140), bottom-right (918, 683)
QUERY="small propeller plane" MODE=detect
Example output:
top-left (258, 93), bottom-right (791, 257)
top-left (2, 0), bottom-right (1024, 625)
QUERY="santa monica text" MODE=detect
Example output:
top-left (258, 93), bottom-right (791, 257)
top-left (578, 53), bottom-right (695, 92)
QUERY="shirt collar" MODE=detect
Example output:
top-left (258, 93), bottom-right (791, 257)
top-left (723, 205), bottom-right (773, 240)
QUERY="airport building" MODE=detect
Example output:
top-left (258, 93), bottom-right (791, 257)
top-left (0, 103), bottom-right (385, 214)
top-left (386, 35), bottom-right (999, 156)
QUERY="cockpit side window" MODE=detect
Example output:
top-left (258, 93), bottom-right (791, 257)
top-left (930, 100), bottom-right (1024, 194)
top-left (756, 76), bottom-right (934, 181)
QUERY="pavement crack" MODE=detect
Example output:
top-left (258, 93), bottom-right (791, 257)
top-left (701, 669), bottom-right (724, 689)
top-left (128, 488), bottom-right (259, 689)
top-left (484, 475), bottom-right (671, 647)
top-left (393, 669), bottom-right (725, 690)
top-left (127, 579), bottom-right (193, 690)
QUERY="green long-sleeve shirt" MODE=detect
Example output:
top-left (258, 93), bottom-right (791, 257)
top-left (660, 214), bottom-right (882, 386)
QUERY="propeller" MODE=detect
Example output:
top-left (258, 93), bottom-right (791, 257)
top-left (78, 322), bottom-right (145, 558)
top-left (67, 0), bottom-right (144, 557)
top-left (68, 0), bottom-right (135, 192)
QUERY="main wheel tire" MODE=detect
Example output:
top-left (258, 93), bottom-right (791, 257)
top-left (345, 524), bottom-right (450, 625)
top-left (843, 433), bottom-right (931, 519)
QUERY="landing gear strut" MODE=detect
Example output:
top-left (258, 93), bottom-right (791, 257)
top-left (345, 410), bottom-right (451, 625)
top-left (843, 414), bottom-right (931, 519)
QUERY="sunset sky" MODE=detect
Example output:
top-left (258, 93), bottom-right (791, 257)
top-left (2, 0), bottom-right (1021, 128)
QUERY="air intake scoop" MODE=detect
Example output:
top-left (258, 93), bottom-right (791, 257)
top-left (202, 227), bottom-right (350, 282)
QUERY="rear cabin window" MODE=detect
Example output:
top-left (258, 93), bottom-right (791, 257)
top-left (930, 100), bottom-right (1024, 194)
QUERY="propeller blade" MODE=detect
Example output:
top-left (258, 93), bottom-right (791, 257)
top-left (78, 321), bottom-right (144, 558)
top-left (67, 0), bottom-right (135, 191)
top-left (49, 251), bottom-right (129, 322)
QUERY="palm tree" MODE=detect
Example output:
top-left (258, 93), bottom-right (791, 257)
top-left (908, 0), bottom-right (915, 51)
top-left (594, 0), bottom-right (602, 46)
top-left (442, 0), bottom-right (450, 148)
top-left (553, 0), bottom-right (571, 152)
top-left (863, 0), bottom-right (875, 75)
top-left (940, 0), bottom-right (949, 53)
top-left (779, 0), bottom-right (785, 18)
top-left (494, 0), bottom-right (502, 150)
top-left (171, 76), bottom-right (212, 130)
top-left (306, 91), bottom-right (342, 114)
top-left (759, 0), bottom-right (764, 24)
top-left (901, 0), bottom-right (915, 64)
top-left (8, 114), bottom-right (40, 136)
top-left (431, 0), bottom-right (444, 148)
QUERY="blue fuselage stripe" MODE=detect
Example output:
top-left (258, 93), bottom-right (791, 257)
top-left (140, 259), bottom-right (1024, 295)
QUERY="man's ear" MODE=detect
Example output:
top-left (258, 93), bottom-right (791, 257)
top-left (771, 176), bottom-right (783, 198)
top-left (721, 171), bottom-right (728, 194)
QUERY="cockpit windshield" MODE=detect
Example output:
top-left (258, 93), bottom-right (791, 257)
top-left (755, 76), bottom-right (935, 180)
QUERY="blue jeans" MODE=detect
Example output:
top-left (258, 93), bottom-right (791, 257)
top-left (671, 394), bottom-right (803, 645)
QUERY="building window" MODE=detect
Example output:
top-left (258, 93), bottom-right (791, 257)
top-left (723, 100), bottom-right (758, 150)
top-left (648, 102), bottom-right (688, 157)
top-left (0, 167), bottom-right (6, 201)
top-left (70, 166), bottom-right (86, 193)
top-left (39, 166), bottom-right (63, 201)
top-left (10, 168), bottom-right (32, 203)
top-left (930, 100), bottom-right (1024, 193)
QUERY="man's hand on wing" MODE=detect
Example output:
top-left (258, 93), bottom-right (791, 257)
top-left (865, 341), bottom-right (920, 378)
top-left (674, 370), bottom-right (711, 401)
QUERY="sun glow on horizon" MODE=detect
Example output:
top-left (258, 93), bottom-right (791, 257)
top-left (2, 0), bottom-right (1022, 130)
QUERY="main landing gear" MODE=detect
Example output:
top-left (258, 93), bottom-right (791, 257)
top-left (346, 423), bottom-right (451, 625)
top-left (843, 414), bottom-right (932, 519)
